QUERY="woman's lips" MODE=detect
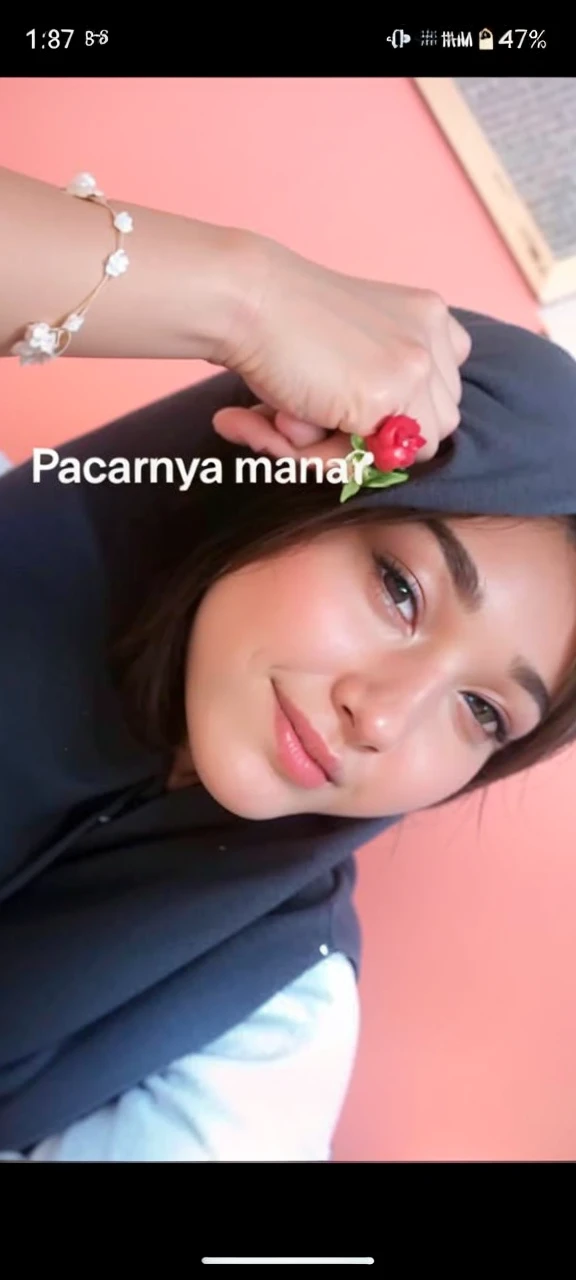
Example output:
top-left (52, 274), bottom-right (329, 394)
top-left (272, 683), bottom-right (342, 790)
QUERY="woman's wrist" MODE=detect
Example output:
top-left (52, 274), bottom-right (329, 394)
top-left (60, 201), bottom-right (264, 364)
top-left (0, 165), bottom-right (266, 363)
top-left (181, 219), bottom-right (267, 368)
top-left (104, 203), bottom-right (266, 365)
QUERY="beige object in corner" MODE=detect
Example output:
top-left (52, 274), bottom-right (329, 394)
top-left (539, 294), bottom-right (576, 361)
top-left (414, 77), bottom-right (576, 305)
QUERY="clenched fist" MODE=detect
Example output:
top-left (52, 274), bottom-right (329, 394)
top-left (212, 234), bottom-right (471, 466)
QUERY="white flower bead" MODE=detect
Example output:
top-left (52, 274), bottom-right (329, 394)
top-left (10, 322), bottom-right (62, 364)
top-left (27, 323), bottom-right (59, 353)
top-left (62, 313), bottom-right (85, 333)
top-left (11, 340), bottom-right (55, 365)
top-left (105, 248), bottom-right (129, 277)
top-left (66, 172), bottom-right (103, 199)
top-left (113, 211), bottom-right (133, 233)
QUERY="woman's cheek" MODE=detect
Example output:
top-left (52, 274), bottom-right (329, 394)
top-left (259, 567), bottom-right (350, 658)
top-left (352, 718), bottom-right (481, 816)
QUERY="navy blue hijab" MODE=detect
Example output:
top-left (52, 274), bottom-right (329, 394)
top-left (0, 308), bottom-right (575, 1150)
top-left (355, 309), bottom-right (576, 520)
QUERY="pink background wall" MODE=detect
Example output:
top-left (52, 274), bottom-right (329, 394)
top-left (2, 77), bottom-right (575, 1160)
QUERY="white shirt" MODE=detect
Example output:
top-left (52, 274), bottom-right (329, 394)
top-left (0, 951), bottom-right (358, 1161)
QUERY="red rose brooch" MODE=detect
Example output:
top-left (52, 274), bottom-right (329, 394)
top-left (340, 415), bottom-right (427, 504)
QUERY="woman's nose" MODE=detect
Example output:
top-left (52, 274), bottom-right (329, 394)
top-left (334, 668), bottom-right (437, 753)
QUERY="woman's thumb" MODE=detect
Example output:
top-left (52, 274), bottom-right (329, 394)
top-left (272, 412), bottom-right (328, 447)
top-left (212, 405), bottom-right (327, 457)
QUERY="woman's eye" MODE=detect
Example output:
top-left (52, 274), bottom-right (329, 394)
top-left (375, 554), bottom-right (418, 626)
top-left (462, 693), bottom-right (509, 745)
top-left (374, 553), bottom-right (510, 748)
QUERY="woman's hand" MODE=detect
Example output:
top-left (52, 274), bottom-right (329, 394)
top-left (0, 167), bottom-right (470, 465)
top-left (213, 235), bottom-right (471, 464)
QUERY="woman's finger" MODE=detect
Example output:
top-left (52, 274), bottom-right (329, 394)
top-left (427, 368), bottom-right (460, 441)
top-left (213, 405), bottom-right (328, 457)
top-left (393, 384), bottom-right (442, 464)
top-left (212, 406), bottom-right (300, 460)
top-left (429, 313), bottom-right (464, 408)
top-left (448, 313), bottom-right (472, 368)
top-left (213, 405), bottom-right (352, 474)
top-left (273, 413), bottom-right (328, 447)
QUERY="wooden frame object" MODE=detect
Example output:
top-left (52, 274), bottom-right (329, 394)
top-left (414, 77), bottom-right (576, 304)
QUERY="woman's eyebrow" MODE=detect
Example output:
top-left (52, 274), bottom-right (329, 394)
top-left (509, 659), bottom-right (551, 723)
top-left (422, 518), bottom-right (483, 613)
top-left (421, 518), bottom-right (551, 723)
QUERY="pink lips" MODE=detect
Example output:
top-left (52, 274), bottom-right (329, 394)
top-left (272, 683), bottom-right (342, 790)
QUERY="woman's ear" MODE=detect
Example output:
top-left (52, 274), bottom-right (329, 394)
top-left (212, 403), bottom-right (351, 467)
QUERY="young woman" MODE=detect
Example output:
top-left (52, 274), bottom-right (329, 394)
top-left (2, 168), bottom-right (576, 1162)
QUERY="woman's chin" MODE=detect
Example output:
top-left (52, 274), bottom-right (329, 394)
top-left (192, 750), bottom-right (292, 820)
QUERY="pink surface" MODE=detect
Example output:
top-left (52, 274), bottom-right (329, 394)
top-left (2, 77), bottom-right (574, 1160)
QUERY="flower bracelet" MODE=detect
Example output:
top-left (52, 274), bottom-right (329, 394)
top-left (10, 172), bottom-right (133, 365)
top-left (9, 175), bottom-right (427, 511)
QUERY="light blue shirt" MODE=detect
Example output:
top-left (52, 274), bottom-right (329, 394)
top-left (0, 952), bottom-right (358, 1161)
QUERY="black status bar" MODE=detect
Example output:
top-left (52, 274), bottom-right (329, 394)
top-left (0, 24), bottom-right (567, 76)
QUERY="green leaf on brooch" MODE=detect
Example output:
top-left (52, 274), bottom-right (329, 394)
top-left (365, 471), bottom-right (409, 489)
top-left (340, 479), bottom-right (361, 504)
top-left (350, 434), bottom-right (365, 452)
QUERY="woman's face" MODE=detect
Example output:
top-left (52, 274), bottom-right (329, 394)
top-left (182, 516), bottom-right (576, 820)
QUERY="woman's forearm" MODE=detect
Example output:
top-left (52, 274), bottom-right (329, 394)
top-left (0, 166), bottom-right (471, 459)
top-left (0, 166), bottom-right (254, 362)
